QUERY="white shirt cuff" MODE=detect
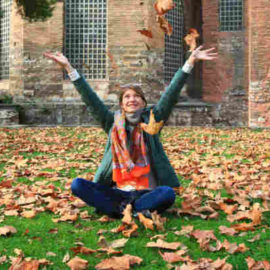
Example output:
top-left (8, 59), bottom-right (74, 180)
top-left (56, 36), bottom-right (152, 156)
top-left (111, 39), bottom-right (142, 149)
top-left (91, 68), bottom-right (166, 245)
top-left (68, 69), bottom-right (80, 81)
top-left (182, 61), bottom-right (194, 74)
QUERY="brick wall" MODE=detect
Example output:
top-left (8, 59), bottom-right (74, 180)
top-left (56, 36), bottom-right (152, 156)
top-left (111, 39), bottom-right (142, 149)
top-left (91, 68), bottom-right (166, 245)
top-left (201, 0), bottom-right (248, 126)
top-left (248, 0), bottom-right (270, 127)
top-left (107, 0), bottom-right (165, 104)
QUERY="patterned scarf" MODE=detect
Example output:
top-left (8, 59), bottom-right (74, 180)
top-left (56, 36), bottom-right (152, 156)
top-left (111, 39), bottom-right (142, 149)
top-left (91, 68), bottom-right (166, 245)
top-left (111, 110), bottom-right (150, 190)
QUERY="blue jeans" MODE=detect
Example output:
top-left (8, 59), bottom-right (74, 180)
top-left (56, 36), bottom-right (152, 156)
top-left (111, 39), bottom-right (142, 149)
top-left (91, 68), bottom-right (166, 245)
top-left (71, 178), bottom-right (176, 218)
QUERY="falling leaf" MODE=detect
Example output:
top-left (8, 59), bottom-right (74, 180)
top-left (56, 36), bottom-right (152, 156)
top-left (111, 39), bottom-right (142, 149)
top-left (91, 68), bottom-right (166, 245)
top-left (154, 0), bottom-right (175, 16)
top-left (137, 29), bottom-right (153, 38)
top-left (67, 256), bottom-right (88, 270)
top-left (184, 28), bottom-right (200, 52)
top-left (156, 15), bottom-right (173, 36)
top-left (95, 254), bottom-right (143, 270)
top-left (140, 110), bottom-right (164, 135)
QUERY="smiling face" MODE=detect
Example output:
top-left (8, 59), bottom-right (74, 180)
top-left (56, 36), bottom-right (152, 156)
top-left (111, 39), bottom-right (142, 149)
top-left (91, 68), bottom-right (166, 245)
top-left (120, 89), bottom-right (146, 113)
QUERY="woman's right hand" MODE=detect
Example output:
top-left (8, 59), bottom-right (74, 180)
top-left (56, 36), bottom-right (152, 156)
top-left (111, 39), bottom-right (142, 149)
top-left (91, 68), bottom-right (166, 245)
top-left (43, 52), bottom-right (74, 73)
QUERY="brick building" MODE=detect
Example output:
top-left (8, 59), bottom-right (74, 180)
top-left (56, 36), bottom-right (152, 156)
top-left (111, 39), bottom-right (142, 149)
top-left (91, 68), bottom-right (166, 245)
top-left (0, 0), bottom-right (269, 127)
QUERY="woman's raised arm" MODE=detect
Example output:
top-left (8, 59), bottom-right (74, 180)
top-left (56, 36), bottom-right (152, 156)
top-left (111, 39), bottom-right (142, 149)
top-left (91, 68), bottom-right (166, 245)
top-left (43, 52), bottom-right (114, 133)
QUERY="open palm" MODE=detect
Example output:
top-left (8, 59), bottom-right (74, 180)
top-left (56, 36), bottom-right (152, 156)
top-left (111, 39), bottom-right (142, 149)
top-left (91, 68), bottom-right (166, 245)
top-left (191, 45), bottom-right (218, 61)
top-left (43, 52), bottom-right (70, 69)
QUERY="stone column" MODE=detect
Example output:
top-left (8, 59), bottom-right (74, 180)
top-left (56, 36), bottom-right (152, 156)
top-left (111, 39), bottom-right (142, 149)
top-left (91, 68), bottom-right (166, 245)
top-left (248, 0), bottom-right (270, 127)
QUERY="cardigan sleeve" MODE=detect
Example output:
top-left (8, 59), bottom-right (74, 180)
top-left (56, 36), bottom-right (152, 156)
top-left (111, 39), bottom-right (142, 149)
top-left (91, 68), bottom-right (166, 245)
top-left (72, 75), bottom-right (114, 133)
top-left (153, 68), bottom-right (190, 122)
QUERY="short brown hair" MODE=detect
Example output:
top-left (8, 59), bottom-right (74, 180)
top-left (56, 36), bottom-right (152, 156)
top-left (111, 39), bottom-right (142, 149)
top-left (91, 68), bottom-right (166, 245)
top-left (119, 84), bottom-right (147, 106)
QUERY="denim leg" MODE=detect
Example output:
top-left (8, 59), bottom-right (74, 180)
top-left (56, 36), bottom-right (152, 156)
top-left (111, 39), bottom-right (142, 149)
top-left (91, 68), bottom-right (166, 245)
top-left (133, 186), bottom-right (175, 213)
top-left (71, 178), bottom-right (128, 218)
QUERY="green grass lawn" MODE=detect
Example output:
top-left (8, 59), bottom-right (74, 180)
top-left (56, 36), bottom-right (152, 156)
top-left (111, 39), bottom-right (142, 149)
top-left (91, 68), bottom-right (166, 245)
top-left (0, 126), bottom-right (270, 269)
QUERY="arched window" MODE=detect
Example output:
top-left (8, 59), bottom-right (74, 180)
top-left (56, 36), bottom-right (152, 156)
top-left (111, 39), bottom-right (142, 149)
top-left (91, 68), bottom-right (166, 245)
top-left (219, 0), bottom-right (243, 31)
top-left (64, 0), bottom-right (107, 80)
top-left (0, 0), bottom-right (12, 80)
top-left (164, 0), bottom-right (185, 84)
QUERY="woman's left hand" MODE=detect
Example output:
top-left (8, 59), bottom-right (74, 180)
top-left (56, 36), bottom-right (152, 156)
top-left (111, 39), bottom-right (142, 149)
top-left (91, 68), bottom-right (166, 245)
top-left (188, 45), bottom-right (218, 65)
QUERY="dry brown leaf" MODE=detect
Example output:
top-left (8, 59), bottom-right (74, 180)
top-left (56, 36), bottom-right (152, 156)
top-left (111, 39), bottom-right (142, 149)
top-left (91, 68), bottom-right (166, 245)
top-left (137, 29), bottom-right (153, 38)
top-left (219, 202), bottom-right (238, 215)
top-left (98, 215), bottom-right (114, 223)
top-left (122, 204), bottom-right (133, 225)
top-left (174, 225), bottom-right (194, 236)
top-left (67, 256), bottom-right (88, 270)
top-left (21, 210), bottom-right (36, 219)
top-left (138, 213), bottom-right (154, 230)
top-left (140, 110), bottom-right (164, 135)
top-left (0, 225), bottom-right (17, 236)
top-left (219, 226), bottom-right (237, 236)
top-left (95, 254), bottom-right (143, 270)
top-left (70, 246), bottom-right (96, 255)
top-left (122, 223), bottom-right (138, 238)
top-left (110, 238), bottom-right (129, 249)
top-left (159, 250), bottom-right (187, 263)
top-left (156, 15), bottom-right (173, 36)
top-left (146, 239), bottom-right (181, 250)
top-left (151, 211), bottom-right (166, 231)
top-left (184, 28), bottom-right (200, 52)
top-left (154, 0), bottom-right (175, 15)
top-left (231, 222), bottom-right (255, 232)
top-left (98, 235), bottom-right (109, 248)
top-left (0, 255), bottom-right (7, 264)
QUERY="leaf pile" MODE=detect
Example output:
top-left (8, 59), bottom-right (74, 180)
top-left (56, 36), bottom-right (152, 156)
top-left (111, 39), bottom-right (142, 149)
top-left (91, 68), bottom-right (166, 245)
top-left (1, 127), bottom-right (270, 269)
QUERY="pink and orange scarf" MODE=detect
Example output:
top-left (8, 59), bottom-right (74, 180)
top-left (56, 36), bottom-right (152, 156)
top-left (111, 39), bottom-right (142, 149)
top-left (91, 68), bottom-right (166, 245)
top-left (111, 110), bottom-right (150, 190)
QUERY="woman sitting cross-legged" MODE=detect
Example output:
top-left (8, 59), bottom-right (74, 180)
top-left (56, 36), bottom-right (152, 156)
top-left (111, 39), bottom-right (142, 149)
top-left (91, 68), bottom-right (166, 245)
top-left (44, 46), bottom-right (217, 218)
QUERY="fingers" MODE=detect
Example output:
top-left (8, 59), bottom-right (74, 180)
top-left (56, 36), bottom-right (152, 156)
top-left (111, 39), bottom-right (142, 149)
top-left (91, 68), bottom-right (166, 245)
top-left (204, 47), bottom-right (216, 52)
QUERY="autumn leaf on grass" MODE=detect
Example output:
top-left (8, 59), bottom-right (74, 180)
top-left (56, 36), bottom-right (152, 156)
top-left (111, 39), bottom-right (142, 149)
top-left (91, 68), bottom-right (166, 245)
top-left (21, 210), bottom-right (37, 219)
top-left (190, 229), bottom-right (217, 250)
top-left (67, 256), bottom-right (88, 270)
top-left (246, 257), bottom-right (270, 270)
top-left (154, 0), bottom-right (175, 16)
top-left (159, 250), bottom-right (188, 263)
top-left (138, 213), bottom-right (154, 230)
top-left (156, 15), bottom-right (173, 36)
top-left (219, 202), bottom-right (238, 215)
top-left (219, 226), bottom-right (237, 236)
top-left (151, 211), bottom-right (166, 231)
top-left (140, 110), bottom-right (164, 135)
top-left (0, 255), bottom-right (7, 264)
top-left (0, 225), bottom-right (17, 236)
top-left (184, 28), bottom-right (200, 52)
top-left (122, 222), bottom-right (138, 238)
top-left (222, 239), bottom-right (249, 254)
top-left (230, 222), bottom-right (255, 232)
top-left (146, 239), bottom-right (181, 250)
top-left (122, 204), bottom-right (133, 225)
top-left (70, 246), bottom-right (96, 255)
top-left (249, 203), bottom-right (262, 225)
top-left (174, 225), bottom-right (194, 236)
top-left (137, 29), bottom-right (153, 38)
top-left (98, 215), bottom-right (115, 223)
top-left (95, 254), bottom-right (143, 270)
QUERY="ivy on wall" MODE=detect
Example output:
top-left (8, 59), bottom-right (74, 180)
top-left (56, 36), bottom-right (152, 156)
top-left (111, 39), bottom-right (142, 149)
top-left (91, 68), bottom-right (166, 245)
top-left (15, 0), bottom-right (58, 22)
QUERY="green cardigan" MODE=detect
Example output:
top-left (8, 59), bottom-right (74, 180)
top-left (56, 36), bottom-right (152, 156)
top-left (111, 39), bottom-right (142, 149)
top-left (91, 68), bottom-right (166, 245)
top-left (73, 68), bottom-right (189, 188)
